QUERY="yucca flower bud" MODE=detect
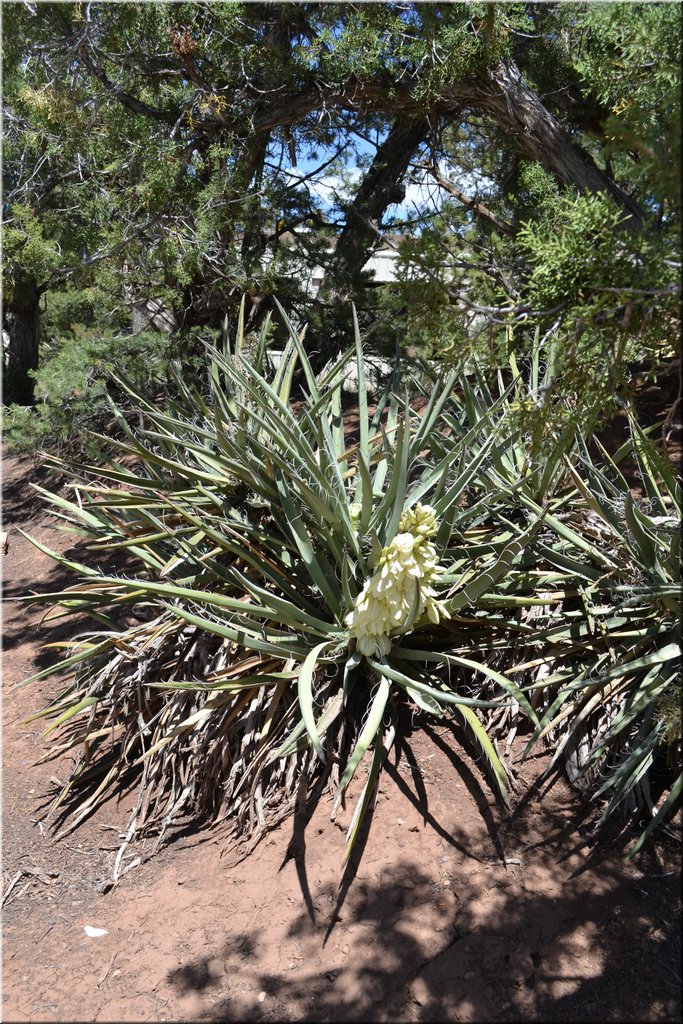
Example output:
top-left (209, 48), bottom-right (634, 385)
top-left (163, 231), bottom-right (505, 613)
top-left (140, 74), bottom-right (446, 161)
top-left (346, 504), bottom-right (449, 658)
top-left (348, 502), bottom-right (362, 528)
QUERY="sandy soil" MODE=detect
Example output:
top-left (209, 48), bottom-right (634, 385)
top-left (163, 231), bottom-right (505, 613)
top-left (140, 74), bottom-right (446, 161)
top-left (2, 435), bottom-right (681, 1023)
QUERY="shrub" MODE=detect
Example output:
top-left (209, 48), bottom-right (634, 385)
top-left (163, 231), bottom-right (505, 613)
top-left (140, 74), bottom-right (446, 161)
top-left (18, 302), bottom-right (680, 874)
top-left (522, 419), bottom-right (681, 854)
top-left (19, 303), bottom-right (546, 872)
top-left (3, 325), bottom-right (174, 458)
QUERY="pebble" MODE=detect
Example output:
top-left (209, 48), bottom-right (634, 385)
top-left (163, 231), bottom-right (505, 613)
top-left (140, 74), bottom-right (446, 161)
top-left (258, 991), bottom-right (266, 1003)
top-left (464, 970), bottom-right (476, 981)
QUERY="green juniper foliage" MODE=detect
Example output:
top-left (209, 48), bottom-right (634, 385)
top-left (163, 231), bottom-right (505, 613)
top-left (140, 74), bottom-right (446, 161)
top-left (4, 3), bottom-right (679, 449)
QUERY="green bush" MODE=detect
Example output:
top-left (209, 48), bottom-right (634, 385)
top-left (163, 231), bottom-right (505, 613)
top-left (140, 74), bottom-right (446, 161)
top-left (2, 318), bottom-right (215, 459)
top-left (3, 325), bottom-right (171, 457)
top-left (522, 420), bottom-right (681, 854)
top-left (19, 304), bottom-right (544, 867)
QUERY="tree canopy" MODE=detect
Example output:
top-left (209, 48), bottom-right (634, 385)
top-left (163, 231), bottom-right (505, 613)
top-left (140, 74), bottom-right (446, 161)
top-left (2, 2), bottom-right (680, 443)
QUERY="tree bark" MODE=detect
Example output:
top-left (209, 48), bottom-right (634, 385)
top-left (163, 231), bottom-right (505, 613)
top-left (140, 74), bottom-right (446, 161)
top-left (4, 274), bottom-right (41, 405)
top-left (313, 73), bottom-right (643, 228)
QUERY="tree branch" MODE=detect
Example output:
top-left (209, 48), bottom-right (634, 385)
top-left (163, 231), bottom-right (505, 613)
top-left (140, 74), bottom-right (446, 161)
top-left (420, 162), bottom-right (515, 236)
top-left (359, 216), bottom-right (568, 324)
top-left (469, 59), bottom-right (644, 230)
top-left (55, 9), bottom-right (180, 125)
top-left (45, 144), bottom-right (196, 284)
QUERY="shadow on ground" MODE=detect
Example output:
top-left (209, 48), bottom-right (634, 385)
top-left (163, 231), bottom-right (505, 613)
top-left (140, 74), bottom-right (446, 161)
top-left (164, 726), bottom-right (681, 1023)
top-left (167, 850), bottom-right (680, 1022)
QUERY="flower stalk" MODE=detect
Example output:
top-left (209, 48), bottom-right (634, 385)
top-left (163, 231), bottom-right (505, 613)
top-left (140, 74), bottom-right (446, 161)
top-left (346, 504), bottom-right (449, 658)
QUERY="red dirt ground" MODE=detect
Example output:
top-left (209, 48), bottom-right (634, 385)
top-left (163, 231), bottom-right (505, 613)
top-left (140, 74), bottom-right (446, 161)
top-left (2, 438), bottom-right (681, 1024)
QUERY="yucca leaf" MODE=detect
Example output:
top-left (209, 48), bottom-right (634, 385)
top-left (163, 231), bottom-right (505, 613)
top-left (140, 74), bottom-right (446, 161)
top-left (372, 385), bottom-right (399, 497)
top-left (149, 672), bottom-right (296, 691)
top-left (275, 478), bottom-right (342, 617)
top-left (340, 555), bottom-right (358, 612)
top-left (167, 604), bottom-right (309, 658)
top-left (453, 703), bottom-right (510, 807)
top-left (23, 695), bottom-right (97, 729)
top-left (563, 459), bottom-right (624, 534)
top-left (271, 336), bottom-right (298, 403)
top-left (341, 726), bottom-right (387, 869)
top-left (140, 686), bottom-right (256, 762)
top-left (370, 656), bottom-right (507, 709)
top-left (628, 772), bottom-right (683, 858)
top-left (228, 567), bottom-right (341, 637)
top-left (312, 344), bottom-right (356, 395)
top-left (567, 642), bottom-right (680, 688)
top-left (372, 392), bottom-right (410, 544)
top-left (17, 530), bottom-right (102, 578)
top-left (354, 448), bottom-right (375, 544)
top-left (515, 495), bottom-right (620, 568)
top-left (594, 730), bottom-right (659, 815)
top-left (408, 366), bottom-right (459, 461)
top-left (29, 484), bottom-right (108, 530)
top-left (335, 675), bottom-right (390, 806)
top-left (411, 431), bottom-right (495, 518)
top-left (89, 573), bottom-right (341, 636)
top-left (272, 688), bottom-right (343, 759)
top-left (443, 518), bottom-right (543, 615)
top-left (624, 493), bottom-right (658, 569)
top-left (152, 498), bottom-right (322, 614)
top-left (405, 685), bottom-right (444, 717)
top-left (297, 640), bottom-right (336, 762)
top-left (273, 298), bottom-right (320, 401)
top-left (629, 414), bottom-right (681, 508)
top-left (352, 304), bottom-right (370, 473)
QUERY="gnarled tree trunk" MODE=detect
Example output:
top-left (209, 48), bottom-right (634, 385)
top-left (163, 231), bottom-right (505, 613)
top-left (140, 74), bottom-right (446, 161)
top-left (4, 274), bottom-right (41, 405)
top-left (472, 60), bottom-right (643, 230)
top-left (332, 116), bottom-right (432, 285)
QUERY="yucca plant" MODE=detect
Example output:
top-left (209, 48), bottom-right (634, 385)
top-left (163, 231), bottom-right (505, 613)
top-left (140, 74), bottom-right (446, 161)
top-left (413, 345), bottom-right (681, 853)
top-left (412, 325), bottom-right (579, 507)
top-left (518, 416), bottom-right (681, 854)
top-left (17, 301), bottom-right (555, 873)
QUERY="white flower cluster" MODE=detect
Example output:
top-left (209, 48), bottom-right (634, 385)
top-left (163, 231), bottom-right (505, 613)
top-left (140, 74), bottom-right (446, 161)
top-left (346, 504), bottom-right (449, 659)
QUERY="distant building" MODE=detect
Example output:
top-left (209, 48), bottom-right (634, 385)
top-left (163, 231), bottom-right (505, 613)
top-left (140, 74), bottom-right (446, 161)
top-left (307, 244), bottom-right (409, 297)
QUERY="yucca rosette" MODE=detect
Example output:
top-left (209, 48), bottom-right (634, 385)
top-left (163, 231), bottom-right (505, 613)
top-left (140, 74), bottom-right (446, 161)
top-left (28, 303), bottom-right (677, 870)
top-left (346, 503), bottom-right (449, 658)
